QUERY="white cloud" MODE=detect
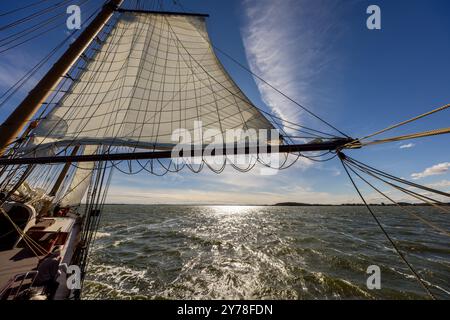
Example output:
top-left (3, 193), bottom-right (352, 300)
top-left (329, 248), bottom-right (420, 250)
top-left (240, 0), bottom-right (346, 134)
top-left (400, 143), bottom-right (415, 149)
top-left (426, 180), bottom-right (450, 189)
top-left (411, 162), bottom-right (450, 180)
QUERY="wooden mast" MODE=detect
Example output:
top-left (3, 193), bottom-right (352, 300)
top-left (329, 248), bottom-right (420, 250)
top-left (37, 146), bottom-right (81, 216)
top-left (0, 0), bottom-right (124, 155)
top-left (49, 146), bottom-right (80, 196)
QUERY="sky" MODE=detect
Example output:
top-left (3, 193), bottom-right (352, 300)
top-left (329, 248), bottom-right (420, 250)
top-left (0, 0), bottom-right (449, 205)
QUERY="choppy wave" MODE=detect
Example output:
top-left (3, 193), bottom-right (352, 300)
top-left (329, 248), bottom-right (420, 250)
top-left (94, 232), bottom-right (111, 239)
top-left (82, 205), bottom-right (450, 300)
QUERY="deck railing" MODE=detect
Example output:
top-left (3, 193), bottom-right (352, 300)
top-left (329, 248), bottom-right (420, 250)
top-left (0, 271), bottom-right (39, 300)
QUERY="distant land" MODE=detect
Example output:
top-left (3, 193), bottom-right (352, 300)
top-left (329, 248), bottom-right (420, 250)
top-left (273, 202), bottom-right (450, 207)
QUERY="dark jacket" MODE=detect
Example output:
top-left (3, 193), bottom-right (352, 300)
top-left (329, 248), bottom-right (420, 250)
top-left (35, 254), bottom-right (60, 285)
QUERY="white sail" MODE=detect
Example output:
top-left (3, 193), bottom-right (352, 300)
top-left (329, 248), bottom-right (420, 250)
top-left (32, 12), bottom-right (274, 150)
top-left (59, 145), bottom-right (97, 207)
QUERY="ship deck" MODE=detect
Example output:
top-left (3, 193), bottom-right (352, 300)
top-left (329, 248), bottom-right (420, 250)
top-left (0, 247), bottom-right (43, 290)
top-left (0, 217), bottom-right (78, 299)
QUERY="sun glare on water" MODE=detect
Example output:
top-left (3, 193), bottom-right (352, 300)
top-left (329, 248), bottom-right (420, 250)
top-left (210, 206), bottom-right (257, 215)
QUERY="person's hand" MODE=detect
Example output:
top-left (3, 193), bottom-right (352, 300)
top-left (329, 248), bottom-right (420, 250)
top-left (59, 263), bottom-right (68, 273)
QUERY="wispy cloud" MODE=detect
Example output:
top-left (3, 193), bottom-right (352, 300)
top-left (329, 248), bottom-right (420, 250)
top-left (241, 0), bottom-right (346, 132)
top-left (411, 162), bottom-right (450, 180)
top-left (400, 143), bottom-right (415, 149)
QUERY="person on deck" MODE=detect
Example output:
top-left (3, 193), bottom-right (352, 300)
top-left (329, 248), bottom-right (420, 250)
top-left (52, 204), bottom-right (61, 217)
top-left (34, 246), bottom-right (67, 299)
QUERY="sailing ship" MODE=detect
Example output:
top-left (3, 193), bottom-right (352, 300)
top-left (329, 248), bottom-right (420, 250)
top-left (0, 0), bottom-right (448, 300)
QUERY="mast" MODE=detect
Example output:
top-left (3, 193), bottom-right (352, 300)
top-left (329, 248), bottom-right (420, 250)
top-left (37, 146), bottom-right (80, 216)
top-left (49, 146), bottom-right (80, 196)
top-left (0, 0), bottom-right (124, 155)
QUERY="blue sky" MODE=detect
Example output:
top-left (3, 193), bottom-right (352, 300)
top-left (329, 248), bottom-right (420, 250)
top-left (0, 0), bottom-right (449, 204)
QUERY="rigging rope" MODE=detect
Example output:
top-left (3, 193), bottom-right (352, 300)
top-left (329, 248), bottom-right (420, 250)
top-left (344, 156), bottom-right (450, 198)
top-left (339, 153), bottom-right (437, 300)
top-left (0, 208), bottom-right (49, 257)
top-left (0, 0), bottom-right (74, 32)
top-left (0, 0), bottom-right (50, 18)
top-left (356, 127), bottom-right (450, 147)
top-left (0, 0), bottom-right (94, 53)
top-left (169, 0), bottom-right (350, 139)
top-left (0, 1), bottom-right (105, 111)
top-left (12, 9), bottom-right (342, 171)
top-left (0, 2), bottom-right (447, 300)
top-left (343, 163), bottom-right (450, 215)
top-left (343, 160), bottom-right (450, 237)
top-left (359, 104), bottom-right (450, 141)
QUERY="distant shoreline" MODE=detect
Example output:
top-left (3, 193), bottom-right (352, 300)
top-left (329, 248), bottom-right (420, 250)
top-left (272, 202), bottom-right (450, 207)
top-left (102, 202), bottom-right (449, 207)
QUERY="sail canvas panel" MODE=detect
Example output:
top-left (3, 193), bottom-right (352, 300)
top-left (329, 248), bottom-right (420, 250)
top-left (31, 12), bottom-right (274, 151)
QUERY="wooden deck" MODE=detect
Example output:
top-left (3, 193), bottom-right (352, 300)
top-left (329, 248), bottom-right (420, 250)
top-left (0, 248), bottom-right (42, 288)
top-left (0, 217), bottom-right (80, 300)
